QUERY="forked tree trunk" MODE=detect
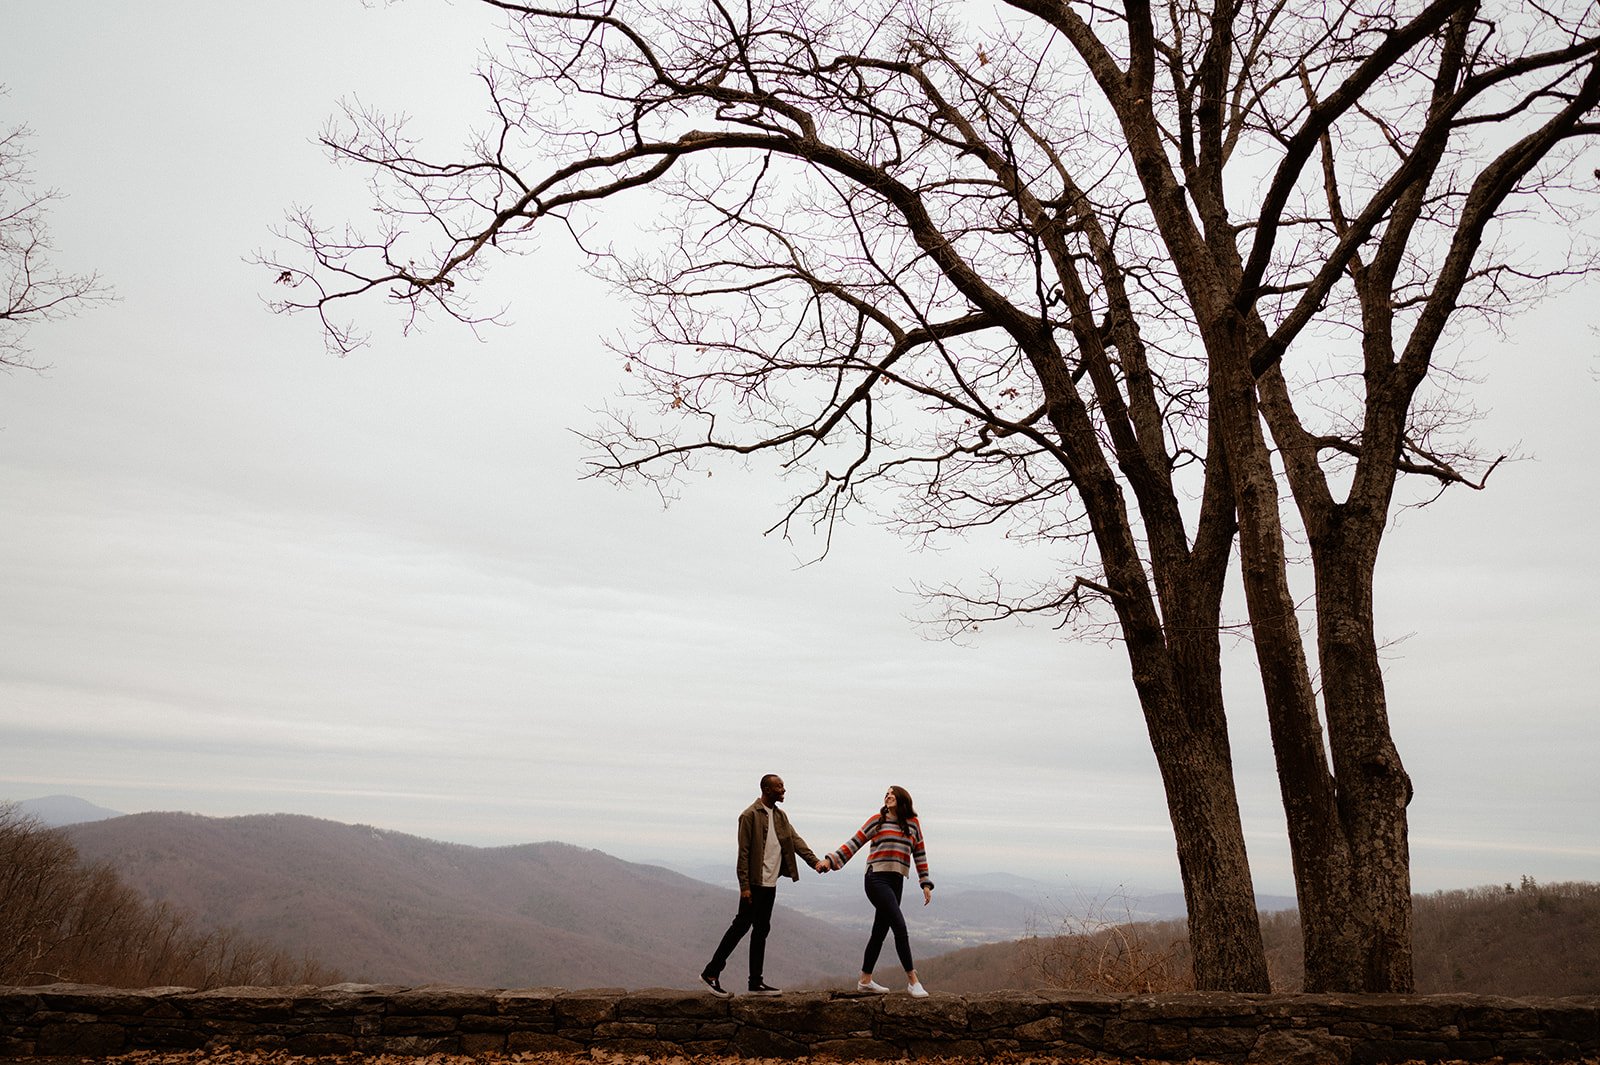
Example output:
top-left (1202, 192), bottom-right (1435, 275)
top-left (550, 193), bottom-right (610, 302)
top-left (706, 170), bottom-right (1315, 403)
top-left (1104, 585), bottom-right (1270, 992)
top-left (1147, 621), bottom-right (1273, 992)
top-left (1030, 331), bottom-right (1272, 993)
top-left (1311, 539), bottom-right (1415, 991)
top-left (1207, 316), bottom-right (1389, 991)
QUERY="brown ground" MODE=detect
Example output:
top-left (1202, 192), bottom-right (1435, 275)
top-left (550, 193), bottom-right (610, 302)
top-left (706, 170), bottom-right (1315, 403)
top-left (0, 1054), bottom-right (1229, 1065)
top-left (5, 1052), bottom-right (1598, 1065)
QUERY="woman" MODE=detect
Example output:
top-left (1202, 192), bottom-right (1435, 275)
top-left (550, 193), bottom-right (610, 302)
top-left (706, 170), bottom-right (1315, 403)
top-left (817, 785), bottom-right (934, 997)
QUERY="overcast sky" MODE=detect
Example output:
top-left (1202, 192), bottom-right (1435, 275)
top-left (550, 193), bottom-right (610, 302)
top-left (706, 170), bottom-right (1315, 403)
top-left (2, 2), bottom-right (1596, 899)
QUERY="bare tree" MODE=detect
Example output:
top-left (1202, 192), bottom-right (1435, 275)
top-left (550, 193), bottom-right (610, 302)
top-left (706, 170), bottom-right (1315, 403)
top-left (266, 0), bottom-right (1600, 991)
top-left (0, 804), bottom-right (82, 980)
top-left (0, 98), bottom-right (109, 368)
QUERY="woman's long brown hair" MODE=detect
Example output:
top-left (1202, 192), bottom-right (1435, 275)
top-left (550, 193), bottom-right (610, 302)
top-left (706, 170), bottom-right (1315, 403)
top-left (885, 785), bottom-right (916, 823)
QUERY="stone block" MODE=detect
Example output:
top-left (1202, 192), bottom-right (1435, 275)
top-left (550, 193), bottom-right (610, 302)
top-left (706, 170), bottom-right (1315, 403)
top-left (734, 1023), bottom-right (810, 1057)
top-left (460, 1011), bottom-right (515, 1032)
top-left (182, 987), bottom-right (301, 1019)
top-left (881, 992), bottom-right (967, 1029)
top-left (811, 1035), bottom-right (902, 1058)
top-left (0, 1036), bottom-right (35, 1057)
top-left (1012, 1015), bottom-right (1063, 1042)
top-left (595, 1037), bottom-right (680, 1055)
top-left (658, 1020), bottom-right (738, 1042)
top-left (909, 1037), bottom-right (984, 1057)
top-left (1033, 986), bottom-right (1122, 1010)
top-left (555, 987), bottom-right (623, 1025)
top-left (392, 984), bottom-right (497, 1014)
top-left (219, 1033), bottom-right (288, 1052)
top-left (1248, 1028), bottom-right (1352, 1065)
top-left (382, 1013), bottom-right (458, 1035)
top-left (980, 1037), bottom-right (1022, 1055)
top-left (1059, 1011), bottom-right (1107, 1044)
top-left (618, 988), bottom-right (730, 1019)
top-left (298, 986), bottom-right (396, 1016)
top-left (495, 987), bottom-right (561, 1021)
top-left (1186, 1022), bottom-right (1261, 1056)
top-left (1343, 994), bottom-right (1460, 1031)
top-left (1460, 1002), bottom-right (1543, 1036)
top-left (507, 1030), bottom-right (583, 1052)
top-left (286, 1031), bottom-right (356, 1054)
top-left (1102, 1017), bottom-right (1192, 1056)
top-left (36, 986), bottom-right (158, 1016)
top-left (0, 989), bottom-right (43, 1019)
top-left (1493, 1037), bottom-right (1586, 1060)
top-left (595, 1020), bottom-right (658, 1038)
top-left (964, 990), bottom-right (1050, 1029)
top-left (37, 1021), bottom-right (126, 1056)
top-left (683, 1037), bottom-right (739, 1055)
top-left (376, 1033), bottom-right (457, 1054)
top-left (1540, 1002), bottom-right (1600, 1044)
top-left (128, 1023), bottom-right (208, 1049)
top-left (1350, 1037), bottom-right (1453, 1065)
top-left (732, 993), bottom-right (877, 1037)
top-left (461, 1031), bottom-right (508, 1054)
top-left (1123, 991), bottom-right (1264, 1024)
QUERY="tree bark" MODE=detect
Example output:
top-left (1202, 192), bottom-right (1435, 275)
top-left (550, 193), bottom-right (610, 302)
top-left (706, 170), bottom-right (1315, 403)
top-left (1312, 530), bottom-right (1415, 990)
top-left (1035, 346), bottom-right (1272, 993)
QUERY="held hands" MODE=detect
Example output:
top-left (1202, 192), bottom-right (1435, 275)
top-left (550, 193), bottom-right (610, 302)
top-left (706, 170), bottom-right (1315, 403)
top-left (814, 859), bottom-right (829, 874)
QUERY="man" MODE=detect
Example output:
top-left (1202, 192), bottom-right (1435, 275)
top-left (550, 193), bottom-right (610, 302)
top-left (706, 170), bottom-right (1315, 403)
top-left (700, 773), bottom-right (824, 997)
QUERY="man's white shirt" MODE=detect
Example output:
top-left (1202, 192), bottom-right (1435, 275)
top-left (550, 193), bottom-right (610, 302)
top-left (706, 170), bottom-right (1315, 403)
top-left (759, 804), bottom-right (782, 888)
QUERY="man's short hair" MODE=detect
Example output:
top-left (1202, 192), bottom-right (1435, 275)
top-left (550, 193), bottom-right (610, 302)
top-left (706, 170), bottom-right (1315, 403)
top-left (760, 773), bottom-right (781, 791)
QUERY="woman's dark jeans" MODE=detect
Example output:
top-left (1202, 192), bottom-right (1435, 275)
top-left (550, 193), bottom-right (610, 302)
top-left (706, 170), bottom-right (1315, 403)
top-left (862, 870), bottom-right (914, 973)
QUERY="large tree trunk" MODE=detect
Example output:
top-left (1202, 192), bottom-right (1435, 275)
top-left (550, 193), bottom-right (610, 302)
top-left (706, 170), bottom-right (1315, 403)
top-left (1312, 537), bottom-right (1415, 991)
top-left (1152, 606), bottom-right (1273, 992)
top-left (1104, 577), bottom-right (1270, 992)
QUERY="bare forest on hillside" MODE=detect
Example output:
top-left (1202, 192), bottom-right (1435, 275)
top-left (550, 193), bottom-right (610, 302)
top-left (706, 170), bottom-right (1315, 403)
top-left (0, 805), bottom-right (341, 989)
top-left (921, 879), bottom-right (1600, 996)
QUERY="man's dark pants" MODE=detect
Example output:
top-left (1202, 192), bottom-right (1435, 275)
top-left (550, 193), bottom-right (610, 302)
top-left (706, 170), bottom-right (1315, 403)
top-left (704, 885), bottom-right (777, 988)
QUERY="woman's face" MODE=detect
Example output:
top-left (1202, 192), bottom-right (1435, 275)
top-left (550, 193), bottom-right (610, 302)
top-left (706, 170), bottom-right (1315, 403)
top-left (884, 788), bottom-right (897, 811)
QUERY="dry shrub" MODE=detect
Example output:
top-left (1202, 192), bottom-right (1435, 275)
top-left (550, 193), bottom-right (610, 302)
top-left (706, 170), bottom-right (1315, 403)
top-left (1022, 890), bottom-right (1193, 994)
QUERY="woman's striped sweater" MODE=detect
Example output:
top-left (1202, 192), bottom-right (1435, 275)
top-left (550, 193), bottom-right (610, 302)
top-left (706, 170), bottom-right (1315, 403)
top-left (830, 812), bottom-right (933, 890)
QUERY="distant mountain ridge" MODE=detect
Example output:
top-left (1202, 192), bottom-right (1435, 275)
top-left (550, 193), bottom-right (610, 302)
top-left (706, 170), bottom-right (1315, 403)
top-left (63, 811), bottom-right (860, 990)
top-left (17, 794), bottom-right (123, 827)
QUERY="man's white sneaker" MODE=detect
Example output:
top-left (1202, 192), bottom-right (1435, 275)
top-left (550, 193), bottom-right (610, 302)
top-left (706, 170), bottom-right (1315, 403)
top-left (855, 979), bottom-right (890, 993)
top-left (907, 981), bottom-right (929, 998)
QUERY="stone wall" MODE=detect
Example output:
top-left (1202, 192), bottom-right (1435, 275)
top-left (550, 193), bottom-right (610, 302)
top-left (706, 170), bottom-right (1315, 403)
top-left (2, 983), bottom-right (1597, 1063)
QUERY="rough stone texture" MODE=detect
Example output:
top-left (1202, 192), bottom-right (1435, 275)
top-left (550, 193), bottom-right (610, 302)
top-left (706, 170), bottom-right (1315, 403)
top-left (0, 984), bottom-right (1596, 1061)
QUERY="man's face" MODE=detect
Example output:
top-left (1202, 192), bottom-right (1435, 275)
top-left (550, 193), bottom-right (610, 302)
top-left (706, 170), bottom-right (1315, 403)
top-left (762, 776), bottom-right (786, 805)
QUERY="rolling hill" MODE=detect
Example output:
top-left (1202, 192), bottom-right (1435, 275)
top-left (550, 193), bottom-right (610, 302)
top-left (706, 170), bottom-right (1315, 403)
top-left (64, 812), bottom-right (861, 990)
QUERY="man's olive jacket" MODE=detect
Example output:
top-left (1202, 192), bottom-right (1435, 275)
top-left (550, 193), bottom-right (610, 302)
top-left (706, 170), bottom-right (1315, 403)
top-left (735, 799), bottom-right (820, 894)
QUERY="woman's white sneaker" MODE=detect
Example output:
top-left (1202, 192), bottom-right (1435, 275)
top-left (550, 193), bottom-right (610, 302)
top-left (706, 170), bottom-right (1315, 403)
top-left (907, 981), bottom-right (929, 998)
top-left (856, 979), bottom-right (890, 993)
